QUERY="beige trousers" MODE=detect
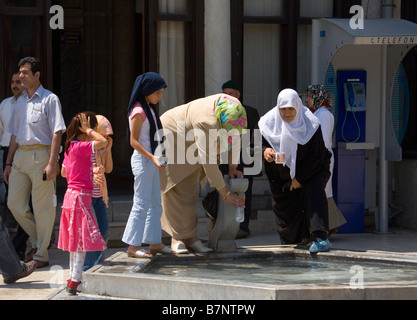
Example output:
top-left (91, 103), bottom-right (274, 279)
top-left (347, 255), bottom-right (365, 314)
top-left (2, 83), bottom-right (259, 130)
top-left (161, 169), bottom-right (200, 240)
top-left (8, 148), bottom-right (56, 262)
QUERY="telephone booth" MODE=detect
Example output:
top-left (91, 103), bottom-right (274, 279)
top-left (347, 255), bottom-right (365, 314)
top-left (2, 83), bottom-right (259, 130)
top-left (312, 18), bottom-right (417, 233)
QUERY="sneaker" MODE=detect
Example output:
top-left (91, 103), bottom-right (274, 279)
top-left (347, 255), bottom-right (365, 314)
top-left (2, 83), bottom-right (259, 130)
top-left (67, 280), bottom-right (82, 296)
top-left (309, 239), bottom-right (331, 253)
top-left (3, 260), bottom-right (37, 284)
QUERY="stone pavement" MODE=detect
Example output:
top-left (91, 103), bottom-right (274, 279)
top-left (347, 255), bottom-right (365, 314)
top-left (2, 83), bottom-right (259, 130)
top-left (1, 226), bottom-right (417, 300)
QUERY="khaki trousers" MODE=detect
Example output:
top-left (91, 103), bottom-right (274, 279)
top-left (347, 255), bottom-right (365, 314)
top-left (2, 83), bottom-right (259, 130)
top-left (8, 147), bottom-right (56, 262)
top-left (161, 169), bottom-right (200, 240)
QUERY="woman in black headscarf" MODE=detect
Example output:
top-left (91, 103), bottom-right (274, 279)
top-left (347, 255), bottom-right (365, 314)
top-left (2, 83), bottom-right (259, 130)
top-left (122, 72), bottom-right (172, 258)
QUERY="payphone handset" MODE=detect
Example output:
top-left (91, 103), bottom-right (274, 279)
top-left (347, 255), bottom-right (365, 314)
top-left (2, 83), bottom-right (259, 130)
top-left (337, 70), bottom-right (366, 143)
top-left (343, 82), bottom-right (366, 112)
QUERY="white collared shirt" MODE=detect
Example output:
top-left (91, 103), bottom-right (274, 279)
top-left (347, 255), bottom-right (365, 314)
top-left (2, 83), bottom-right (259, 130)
top-left (8, 85), bottom-right (66, 146)
top-left (0, 96), bottom-right (18, 147)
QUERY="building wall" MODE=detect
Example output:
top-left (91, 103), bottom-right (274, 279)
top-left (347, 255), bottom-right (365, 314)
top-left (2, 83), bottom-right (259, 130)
top-left (110, 0), bottom-right (137, 184)
top-left (57, 0), bottom-right (135, 188)
top-left (204, 0), bottom-right (231, 96)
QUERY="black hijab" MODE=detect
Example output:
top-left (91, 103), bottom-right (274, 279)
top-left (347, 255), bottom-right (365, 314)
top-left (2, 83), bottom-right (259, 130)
top-left (127, 72), bottom-right (168, 154)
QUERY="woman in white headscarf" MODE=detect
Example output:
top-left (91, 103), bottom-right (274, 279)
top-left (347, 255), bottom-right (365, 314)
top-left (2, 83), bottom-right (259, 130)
top-left (259, 89), bottom-right (332, 253)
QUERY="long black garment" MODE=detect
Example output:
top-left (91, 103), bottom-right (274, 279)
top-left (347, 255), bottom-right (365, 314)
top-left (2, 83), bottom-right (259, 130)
top-left (219, 104), bottom-right (261, 232)
top-left (262, 127), bottom-right (331, 244)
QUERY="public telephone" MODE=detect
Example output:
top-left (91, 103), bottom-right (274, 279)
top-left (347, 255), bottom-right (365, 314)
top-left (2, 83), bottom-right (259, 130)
top-left (337, 70), bottom-right (367, 143)
top-left (343, 82), bottom-right (366, 112)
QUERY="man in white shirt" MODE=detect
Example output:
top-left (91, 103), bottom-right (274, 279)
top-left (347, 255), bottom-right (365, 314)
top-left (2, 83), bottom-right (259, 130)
top-left (3, 57), bottom-right (66, 268)
top-left (0, 71), bottom-right (24, 231)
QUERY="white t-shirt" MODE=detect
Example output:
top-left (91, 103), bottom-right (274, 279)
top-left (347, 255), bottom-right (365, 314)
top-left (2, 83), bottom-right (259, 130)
top-left (129, 102), bottom-right (158, 153)
top-left (314, 106), bottom-right (335, 198)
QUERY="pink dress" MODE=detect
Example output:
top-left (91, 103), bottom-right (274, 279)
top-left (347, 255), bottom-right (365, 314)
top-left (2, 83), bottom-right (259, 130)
top-left (58, 141), bottom-right (107, 252)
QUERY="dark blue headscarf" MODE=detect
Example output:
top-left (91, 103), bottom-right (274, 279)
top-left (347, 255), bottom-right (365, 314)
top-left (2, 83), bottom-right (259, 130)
top-left (127, 72), bottom-right (167, 154)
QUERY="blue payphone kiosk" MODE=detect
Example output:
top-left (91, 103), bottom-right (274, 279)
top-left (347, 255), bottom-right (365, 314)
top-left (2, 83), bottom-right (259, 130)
top-left (334, 70), bottom-right (367, 233)
top-left (312, 18), bottom-right (417, 233)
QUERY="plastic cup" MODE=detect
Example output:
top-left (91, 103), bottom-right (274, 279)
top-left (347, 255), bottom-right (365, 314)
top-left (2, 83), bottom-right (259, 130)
top-left (275, 152), bottom-right (285, 164)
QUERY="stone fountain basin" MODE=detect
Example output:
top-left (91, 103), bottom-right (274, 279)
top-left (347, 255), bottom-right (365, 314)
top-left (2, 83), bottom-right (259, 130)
top-left (82, 247), bottom-right (417, 300)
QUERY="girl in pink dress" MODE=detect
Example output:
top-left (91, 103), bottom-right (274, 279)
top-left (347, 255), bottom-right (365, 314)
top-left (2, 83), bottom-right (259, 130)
top-left (58, 112), bottom-right (108, 295)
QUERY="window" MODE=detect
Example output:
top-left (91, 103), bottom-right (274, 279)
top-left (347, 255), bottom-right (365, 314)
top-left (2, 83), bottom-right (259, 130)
top-left (143, 0), bottom-right (204, 113)
top-left (0, 0), bottom-right (51, 99)
top-left (231, 0), bottom-right (360, 116)
top-left (5, 0), bottom-right (37, 7)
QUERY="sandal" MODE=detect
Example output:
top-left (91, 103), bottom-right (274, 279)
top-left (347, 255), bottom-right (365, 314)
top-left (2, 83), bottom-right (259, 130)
top-left (127, 249), bottom-right (153, 258)
top-left (149, 246), bottom-right (173, 255)
top-left (171, 242), bottom-right (189, 254)
top-left (187, 240), bottom-right (213, 253)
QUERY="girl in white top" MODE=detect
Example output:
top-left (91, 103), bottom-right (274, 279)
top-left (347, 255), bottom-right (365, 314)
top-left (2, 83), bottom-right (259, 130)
top-left (122, 72), bottom-right (172, 258)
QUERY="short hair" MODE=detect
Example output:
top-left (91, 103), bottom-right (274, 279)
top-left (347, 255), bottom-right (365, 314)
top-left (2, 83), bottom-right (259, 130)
top-left (18, 57), bottom-right (42, 75)
top-left (11, 69), bottom-right (20, 77)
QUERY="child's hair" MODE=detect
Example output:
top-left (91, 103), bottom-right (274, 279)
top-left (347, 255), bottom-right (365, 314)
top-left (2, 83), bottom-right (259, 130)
top-left (65, 111), bottom-right (98, 154)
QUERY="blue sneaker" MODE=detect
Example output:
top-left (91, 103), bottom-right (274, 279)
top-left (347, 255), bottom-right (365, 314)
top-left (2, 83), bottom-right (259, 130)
top-left (309, 239), bottom-right (331, 253)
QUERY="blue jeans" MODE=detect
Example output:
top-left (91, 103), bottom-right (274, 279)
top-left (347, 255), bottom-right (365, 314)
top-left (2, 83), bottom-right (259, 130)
top-left (122, 152), bottom-right (162, 246)
top-left (0, 216), bottom-right (23, 280)
top-left (83, 197), bottom-right (109, 271)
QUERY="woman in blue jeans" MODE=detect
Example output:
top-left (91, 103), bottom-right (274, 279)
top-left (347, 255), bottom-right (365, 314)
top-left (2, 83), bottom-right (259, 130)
top-left (122, 73), bottom-right (172, 258)
top-left (0, 216), bottom-right (37, 284)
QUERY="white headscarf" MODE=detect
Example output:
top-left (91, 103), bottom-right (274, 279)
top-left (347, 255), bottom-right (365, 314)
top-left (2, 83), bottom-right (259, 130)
top-left (259, 89), bottom-right (320, 178)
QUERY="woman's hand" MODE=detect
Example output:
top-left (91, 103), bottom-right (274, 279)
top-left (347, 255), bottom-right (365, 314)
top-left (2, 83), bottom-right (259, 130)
top-left (219, 186), bottom-right (245, 208)
top-left (226, 192), bottom-right (245, 208)
top-left (94, 173), bottom-right (105, 186)
top-left (93, 165), bottom-right (105, 186)
top-left (106, 136), bottom-right (113, 150)
top-left (263, 148), bottom-right (275, 163)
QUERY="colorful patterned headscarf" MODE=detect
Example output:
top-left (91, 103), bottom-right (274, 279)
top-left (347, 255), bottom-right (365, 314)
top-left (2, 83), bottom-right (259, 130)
top-left (215, 98), bottom-right (247, 133)
top-left (307, 84), bottom-right (333, 112)
top-left (215, 98), bottom-right (247, 151)
top-left (96, 115), bottom-right (113, 136)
